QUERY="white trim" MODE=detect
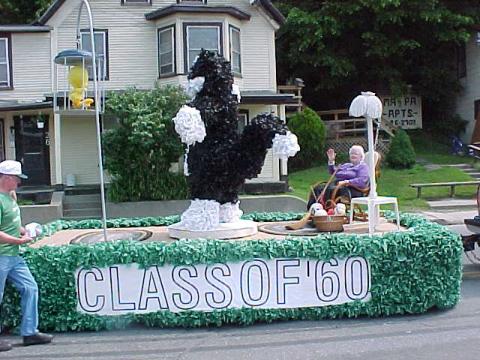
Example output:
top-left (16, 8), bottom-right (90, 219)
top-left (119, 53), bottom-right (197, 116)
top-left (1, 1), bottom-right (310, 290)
top-left (0, 37), bottom-right (11, 88)
top-left (229, 26), bottom-right (241, 74)
top-left (186, 24), bottom-right (221, 69)
top-left (158, 26), bottom-right (175, 76)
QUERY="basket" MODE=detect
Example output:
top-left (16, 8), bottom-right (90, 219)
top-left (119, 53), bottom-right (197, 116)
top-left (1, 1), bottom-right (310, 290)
top-left (312, 215), bottom-right (348, 232)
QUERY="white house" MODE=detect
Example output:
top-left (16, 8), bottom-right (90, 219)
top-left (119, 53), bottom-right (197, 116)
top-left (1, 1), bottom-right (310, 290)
top-left (0, 0), bottom-right (294, 192)
top-left (455, 27), bottom-right (480, 144)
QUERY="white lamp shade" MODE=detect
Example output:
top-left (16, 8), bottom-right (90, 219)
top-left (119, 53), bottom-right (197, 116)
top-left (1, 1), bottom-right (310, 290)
top-left (349, 91), bottom-right (383, 119)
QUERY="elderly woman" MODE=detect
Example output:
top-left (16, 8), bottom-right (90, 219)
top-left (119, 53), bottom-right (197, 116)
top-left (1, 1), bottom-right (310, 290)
top-left (307, 145), bottom-right (369, 210)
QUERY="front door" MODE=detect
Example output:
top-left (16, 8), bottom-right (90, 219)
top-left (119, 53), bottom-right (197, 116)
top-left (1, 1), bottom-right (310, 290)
top-left (14, 115), bottom-right (50, 186)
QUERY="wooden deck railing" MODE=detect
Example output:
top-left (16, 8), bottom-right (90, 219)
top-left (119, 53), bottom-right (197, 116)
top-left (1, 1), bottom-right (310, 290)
top-left (278, 80), bottom-right (305, 113)
top-left (317, 108), bottom-right (397, 140)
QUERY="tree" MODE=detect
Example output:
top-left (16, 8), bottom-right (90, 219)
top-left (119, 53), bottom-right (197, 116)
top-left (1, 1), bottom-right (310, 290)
top-left (0, 0), bottom-right (51, 24)
top-left (287, 107), bottom-right (326, 170)
top-left (273, 0), bottom-right (479, 135)
top-left (102, 85), bottom-right (189, 202)
top-left (385, 129), bottom-right (416, 169)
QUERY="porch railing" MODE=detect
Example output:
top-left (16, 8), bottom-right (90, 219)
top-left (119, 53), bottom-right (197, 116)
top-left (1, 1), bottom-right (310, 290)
top-left (318, 108), bottom-right (398, 154)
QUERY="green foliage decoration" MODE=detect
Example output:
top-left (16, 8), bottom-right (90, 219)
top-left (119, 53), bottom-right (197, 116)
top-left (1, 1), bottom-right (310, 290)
top-left (103, 85), bottom-right (189, 202)
top-left (1, 212), bottom-right (462, 332)
top-left (287, 107), bottom-right (326, 170)
top-left (386, 129), bottom-right (416, 169)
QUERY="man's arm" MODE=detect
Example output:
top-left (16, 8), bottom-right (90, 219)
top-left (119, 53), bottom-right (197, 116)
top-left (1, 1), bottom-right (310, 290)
top-left (0, 230), bottom-right (31, 245)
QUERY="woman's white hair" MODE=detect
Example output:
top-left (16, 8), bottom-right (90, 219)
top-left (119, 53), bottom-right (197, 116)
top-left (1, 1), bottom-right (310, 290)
top-left (349, 145), bottom-right (365, 161)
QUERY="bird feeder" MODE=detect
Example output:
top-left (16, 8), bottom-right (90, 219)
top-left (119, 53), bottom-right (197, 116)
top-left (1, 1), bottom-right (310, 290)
top-left (53, 48), bottom-right (105, 115)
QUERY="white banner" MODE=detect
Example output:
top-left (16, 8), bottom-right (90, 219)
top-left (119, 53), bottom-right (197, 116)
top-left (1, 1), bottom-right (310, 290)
top-left (75, 257), bottom-right (371, 316)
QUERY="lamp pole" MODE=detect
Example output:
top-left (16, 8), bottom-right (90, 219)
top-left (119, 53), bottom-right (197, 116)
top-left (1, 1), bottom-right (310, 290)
top-left (76, 0), bottom-right (108, 241)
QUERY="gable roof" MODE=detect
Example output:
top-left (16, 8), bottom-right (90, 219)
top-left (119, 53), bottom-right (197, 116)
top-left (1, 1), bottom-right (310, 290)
top-left (36, 0), bottom-right (284, 26)
top-left (145, 5), bottom-right (251, 21)
top-left (36, 0), bottom-right (67, 25)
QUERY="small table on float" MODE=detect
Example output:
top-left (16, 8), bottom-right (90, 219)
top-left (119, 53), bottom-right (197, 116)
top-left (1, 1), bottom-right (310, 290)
top-left (349, 196), bottom-right (401, 235)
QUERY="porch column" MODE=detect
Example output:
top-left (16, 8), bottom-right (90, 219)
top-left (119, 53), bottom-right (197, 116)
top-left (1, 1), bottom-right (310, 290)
top-left (54, 112), bottom-right (62, 185)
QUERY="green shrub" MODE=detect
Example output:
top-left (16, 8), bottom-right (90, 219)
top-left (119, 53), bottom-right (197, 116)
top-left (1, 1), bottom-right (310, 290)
top-left (287, 107), bottom-right (326, 170)
top-left (103, 84), bottom-right (189, 202)
top-left (386, 129), bottom-right (416, 169)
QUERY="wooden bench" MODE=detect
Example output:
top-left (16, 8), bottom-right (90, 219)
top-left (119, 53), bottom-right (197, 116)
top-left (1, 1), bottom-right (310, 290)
top-left (410, 181), bottom-right (480, 198)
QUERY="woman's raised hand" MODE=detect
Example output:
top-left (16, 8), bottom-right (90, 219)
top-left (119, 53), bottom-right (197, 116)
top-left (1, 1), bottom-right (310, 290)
top-left (326, 148), bottom-right (336, 161)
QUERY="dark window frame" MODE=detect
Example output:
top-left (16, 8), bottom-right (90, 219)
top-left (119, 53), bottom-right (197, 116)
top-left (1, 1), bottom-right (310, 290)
top-left (0, 33), bottom-right (13, 90)
top-left (80, 29), bottom-right (110, 81)
top-left (183, 22), bottom-right (223, 74)
top-left (237, 109), bottom-right (249, 134)
top-left (158, 25), bottom-right (176, 78)
top-left (229, 25), bottom-right (241, 76)
top-left (121, 0), bottom-right (151, 5)
top-left (177, 0), bottom-right (207, 4)
top-left (456, 43), bottom-right (466, 79)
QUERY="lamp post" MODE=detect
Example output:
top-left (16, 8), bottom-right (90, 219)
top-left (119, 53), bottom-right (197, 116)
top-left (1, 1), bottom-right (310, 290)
top-left (53, 0), bottom-right (107, 241)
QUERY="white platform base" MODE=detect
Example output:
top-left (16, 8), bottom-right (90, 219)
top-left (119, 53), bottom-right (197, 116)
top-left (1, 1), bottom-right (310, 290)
top-left (168, 220), bottom-right (258, 240)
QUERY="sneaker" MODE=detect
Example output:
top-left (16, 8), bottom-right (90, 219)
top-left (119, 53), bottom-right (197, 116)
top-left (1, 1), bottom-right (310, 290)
top-left (0, 339), bottom-right (12, 352)
top-left (23, 332), bottom-right (53, 346)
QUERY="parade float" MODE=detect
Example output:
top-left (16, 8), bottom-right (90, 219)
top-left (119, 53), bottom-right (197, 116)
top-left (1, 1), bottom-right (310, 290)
top-left (0, 2), bottom-right (463, 331)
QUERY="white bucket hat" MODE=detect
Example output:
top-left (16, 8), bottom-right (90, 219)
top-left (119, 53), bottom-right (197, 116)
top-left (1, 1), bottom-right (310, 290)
top-left (0, 160), bottom-right (28, 179)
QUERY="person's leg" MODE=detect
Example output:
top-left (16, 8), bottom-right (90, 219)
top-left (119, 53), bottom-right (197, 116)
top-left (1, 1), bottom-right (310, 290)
top-left (0, 256), bottom-right (14, 351)
top-left (7, 257), bottom-right (38, 336)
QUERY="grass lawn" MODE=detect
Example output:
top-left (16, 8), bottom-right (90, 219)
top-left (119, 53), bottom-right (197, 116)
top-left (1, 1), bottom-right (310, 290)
top-left (288, 164), bottom-right (476, 211)
top-left (409, 130), bottom-right (474, 165)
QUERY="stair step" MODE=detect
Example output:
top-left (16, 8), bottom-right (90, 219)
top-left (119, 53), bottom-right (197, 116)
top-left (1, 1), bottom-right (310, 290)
top-left (64, 194), bottom-right (102, 205)
top-left (445, 163), bottom-right (473, 168)
top-left (427, 198), bottom-right (477, 211)
top-left (62, 215), bottom-right (102, 220)
top-left (63, 201), bottom-right (103, 210)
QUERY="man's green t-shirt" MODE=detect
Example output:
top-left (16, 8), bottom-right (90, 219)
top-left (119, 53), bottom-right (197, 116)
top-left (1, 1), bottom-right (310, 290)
top-left (0, 192), bottom-right (21, 256)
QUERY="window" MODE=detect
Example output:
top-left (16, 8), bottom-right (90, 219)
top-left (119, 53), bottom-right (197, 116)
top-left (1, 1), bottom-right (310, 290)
top-left (121, 0), bottom-right (151, 4)
top-left (184, 23), bottom-right (222, 72)
top-left (229, 26), bottom-right (241, 74)
top-left (80, 30), bottom-right (109, 80)
top-left (0, 36), bottom-right (11, 88)
top-left (456, 43), bottom-right (466, 79)
top-left (158, 26), bottom-right (175, 77)
top-left (0, 119), bottom-right (4, 161)
top-left (177, 0), bottom-right (207, 3)
top-left (237, 110), bottom-right (249, 134)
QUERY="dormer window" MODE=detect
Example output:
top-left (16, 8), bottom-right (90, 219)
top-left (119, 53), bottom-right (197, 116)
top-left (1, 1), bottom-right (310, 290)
top-left (184, 23), bottom-right (222, 72)
top-left (0, 35), bottom-right (12, 89)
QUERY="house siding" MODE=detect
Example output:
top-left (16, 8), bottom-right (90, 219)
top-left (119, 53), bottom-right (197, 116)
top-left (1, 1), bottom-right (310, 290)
top-left (51, 0), bottom-right (277, 92)
top-left (1, 0), bottom-right (284, 187)
top-left (456, 34), bottom-right (480, 143)
top-left (61, 116), bottom-right (100, 185)
top-left (0, 33), bottom-right (51, 101)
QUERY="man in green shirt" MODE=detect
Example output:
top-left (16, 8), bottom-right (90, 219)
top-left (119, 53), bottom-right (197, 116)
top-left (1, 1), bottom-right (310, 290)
top-left (0, 160), bottom-right (53, 352)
